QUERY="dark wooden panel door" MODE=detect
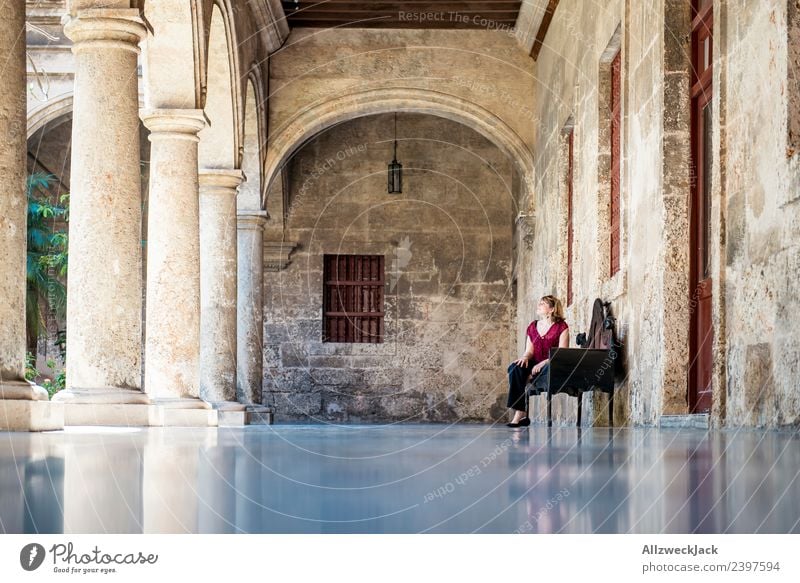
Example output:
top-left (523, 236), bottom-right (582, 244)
top-left (566, 127), bottom-right (574, 307)
top-left (610, 50), bottom-right (622, 277)
top-left (689, 1), bottom-right (714, 413)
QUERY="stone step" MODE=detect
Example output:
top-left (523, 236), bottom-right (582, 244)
top-left (659, 414), bottom-right (709, 430)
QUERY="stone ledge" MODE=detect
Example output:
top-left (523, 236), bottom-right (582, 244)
top-left (63, 403), bottom-right (161, 427)
top-left (264, 241), bottom-right (299, 271)
top-left (659, 414), bottom-right (709, 430)
top-left (58, 401), bottom-right (254, 427)
top-left (245, 405), bottom-right (274, 425)
top-left (0, 400), bottom-right (64, 432)
top-left (217, 409), bottom-right (247, 427)
top-left (161, 408), bottom-right (218, 427)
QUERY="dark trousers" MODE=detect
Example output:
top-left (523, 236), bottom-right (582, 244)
top-left (506, 361), bottom-right (549, 412)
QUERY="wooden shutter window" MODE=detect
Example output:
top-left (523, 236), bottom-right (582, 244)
top-left (610, 49), bottom-right (622, 277)
top-left (323, 254), bottom-right (385, 343)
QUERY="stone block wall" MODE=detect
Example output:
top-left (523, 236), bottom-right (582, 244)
top-left (262, 113), bottom-right (516, 422)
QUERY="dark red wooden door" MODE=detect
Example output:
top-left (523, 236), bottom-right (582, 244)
top-left (689, 0), bottom-right (713, 413)
top-left (610, 50), bottom-right (622, 277)
top-left (567, 127), bottom-right (574, 307)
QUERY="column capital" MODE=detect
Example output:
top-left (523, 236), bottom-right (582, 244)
top-left (199, 168), bottom-right (245, 194)
top-left (141, 109), bottom-right (206, 141)
top-left (237, 210), bottom-right (268, 231)
top-left (63, 9), bottom-right (146, 54)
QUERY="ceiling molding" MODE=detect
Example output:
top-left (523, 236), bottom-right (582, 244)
top-left (280, 1), bottom-right (522, 29)
top-left (530, 0), bottom-right (559, 60)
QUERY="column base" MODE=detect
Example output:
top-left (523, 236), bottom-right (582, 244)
top-left (53, 387), bottom-right (154, 426)
top-left (63, 403), bottom-right (161, 427)
top-left (0, 379), bottom-right (64, 431)
top-left (244, 405), bottom-right (274, 425)
top-left (155, 398), bottom-right (218, 427)
top-left (0, 399), bottom-right (64, 432)
top-left (0, 378), bottom-right (50, 401)
top-left (53, 387), bottom-right (150, 405)
top-left (208, 401), bottom-right (248, 427)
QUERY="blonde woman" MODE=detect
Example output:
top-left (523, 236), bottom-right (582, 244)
top-left (505, 295), bottom-right (569, 427)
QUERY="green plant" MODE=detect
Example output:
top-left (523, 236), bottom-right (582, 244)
top-left (26, 172), bottom-right (69, 353)
top-left (22, 352), bottom-right (66, 400)
top-left (41, 359), bottom-right (66, 399)
top-left (24, 351), bottom-right (37, 382)
top-left (55, 329), bottom-right (67, 363)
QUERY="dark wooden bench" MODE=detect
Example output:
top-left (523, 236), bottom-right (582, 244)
top-left (525, 347), bottom-right (615, 427)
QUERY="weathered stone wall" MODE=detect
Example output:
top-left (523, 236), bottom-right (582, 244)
top-left (524, 0), bottom-right (800, 429)
top-left (719, 0), bottom-right (800, 428)
top-left (525, 0), bottom-right (697, 426)
top-left (262, 113), bottom-right (515, 422)
top-left (524, 0), bottom-right (642, 425)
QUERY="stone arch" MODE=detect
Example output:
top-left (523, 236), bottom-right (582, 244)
top-left (198, 1), bottom-right (242, 168)
top-left (264, 87), bottom-right (536, 209)
top-left (238, 69), bottom-right (265, 210)
top-left (244, 0), bottom-right (288, 54)
top-left (27, 93), bottom-right (74, 139)
top-left (28, 92), bottom-right (147, 138)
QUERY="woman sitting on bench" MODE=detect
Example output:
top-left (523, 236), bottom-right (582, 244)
top-left (505, 295), bottom-right (569, 427)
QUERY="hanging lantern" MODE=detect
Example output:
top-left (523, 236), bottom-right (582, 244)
top-left (388, 112), bottom-right (402, 193)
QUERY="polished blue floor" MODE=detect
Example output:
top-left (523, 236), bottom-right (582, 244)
top-left (1, 423), bottom-right (798, 533)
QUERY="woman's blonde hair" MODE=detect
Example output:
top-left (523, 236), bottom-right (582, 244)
top-left (541, 295), bottom-right (565, 323)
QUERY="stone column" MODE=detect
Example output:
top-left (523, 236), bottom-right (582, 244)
top-left (141, 110), bottom-right (215, 427)
top-left (52, 9), bottom-right (150, 425)
top-left (0, 0), bottom-right (62, 430)
top-left (199, 169), bottom-right (247, 425)
top-left (236, 210), bottom-right (267, 405)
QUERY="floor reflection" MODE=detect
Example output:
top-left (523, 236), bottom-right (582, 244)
top-left (1, 424), bottom-right (798, 533)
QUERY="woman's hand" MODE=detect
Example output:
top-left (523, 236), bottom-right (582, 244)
top-left (514, 355), bottom-right (530, 367)
top-left (532, 359), bottom-right (548, 374)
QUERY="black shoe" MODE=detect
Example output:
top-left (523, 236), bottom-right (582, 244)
top-left (506, 417), bottom-right (530, 427)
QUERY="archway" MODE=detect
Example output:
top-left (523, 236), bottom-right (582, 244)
top-left (198, 2), bottom-right (241, 169)
top-left (264, 87), bottom-right (536, 209)
top-left (239, 76), bottom-right (263, 210)
top-left (25, 96), bottom-right (150, 387)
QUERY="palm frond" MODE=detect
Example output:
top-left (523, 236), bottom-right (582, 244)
top-left (25, 172), bottom-right (70, 345)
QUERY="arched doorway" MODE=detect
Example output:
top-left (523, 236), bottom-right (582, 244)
top-left (25, 100), bottom-right (150, 387)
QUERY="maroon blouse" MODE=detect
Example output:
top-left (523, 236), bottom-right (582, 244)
top-left (526, 320), bottom-right (569, 363)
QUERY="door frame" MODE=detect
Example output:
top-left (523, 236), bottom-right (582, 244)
top-left (688, 0), bottom-right (714, 414)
